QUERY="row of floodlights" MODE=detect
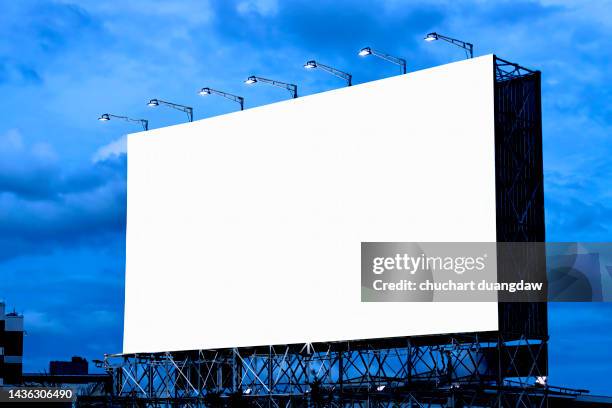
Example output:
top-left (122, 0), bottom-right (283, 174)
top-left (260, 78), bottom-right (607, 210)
top-left (98, 32), bottom-right (473, 130)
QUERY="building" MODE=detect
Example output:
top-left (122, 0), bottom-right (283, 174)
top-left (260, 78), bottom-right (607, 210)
top-left (49, 356), bottom-right (88, 375)
top-left (0, 304), bottom-right (111, 402)
top-left (0, 302), bottom-right (24, 386)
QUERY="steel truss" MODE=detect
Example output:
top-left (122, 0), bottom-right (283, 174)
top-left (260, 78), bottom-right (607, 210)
top-left (97, 330), bottom-right (557, 407)
top-left (493, 56), bottom-right (544, 244)
top-left (493, 56), bottom-right (548, 371)
top-left (91, 58), bottom-right (565, 407)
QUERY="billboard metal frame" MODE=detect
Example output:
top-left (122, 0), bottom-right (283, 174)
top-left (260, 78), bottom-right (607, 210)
top-left (99, 331), bottom-right (558, 407)
top-left (97, 56), bottom-right (566, 407)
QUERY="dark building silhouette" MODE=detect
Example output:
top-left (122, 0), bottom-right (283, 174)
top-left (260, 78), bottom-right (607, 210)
top-left (0, 302), bottom-right (24, 385)
top-left (50, 356), bottom-right (88, 375)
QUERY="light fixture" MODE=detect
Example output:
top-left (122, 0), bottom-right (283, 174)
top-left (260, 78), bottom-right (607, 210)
top-left (536, 376), bottom-right (547, 387)
top-left (244, 75), bottom-right (298, 99)
top-left (303, 60), bottom-right (352, 86)
top-left (376, 385), bottom-right (386, 392)
top-left (424, 33), bottom-right (438, 42)
top-left (358, 46), bottom-right (406, 74)
top-left (198, 87), bottom-right (244, 110)
top-left (97, 113), bottom-right (148, 131)
top-left (358, 47), bottom-right (372, 57)
top-left (244, 388), bottom-right (252, 395)
top-left (424, 32), bottom-right (473, 59)
top-left (147, 98), bottom-right (193, 122)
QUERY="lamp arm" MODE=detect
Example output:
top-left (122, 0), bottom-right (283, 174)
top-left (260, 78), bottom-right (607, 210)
top-left (370, 50), bottom-right (407, 74)
top-left (157, 99), bottom-right (193, 122)
top-left (315, 62), bottom-right (353, 85)
top-left (435, 34), bottom-right (473, 58)
top-left (253, 76), bottom-right (298, 98)
top-left (209, 89), bottom-right (245, 110)
top-left (107, 114), bottom-right (148, 131)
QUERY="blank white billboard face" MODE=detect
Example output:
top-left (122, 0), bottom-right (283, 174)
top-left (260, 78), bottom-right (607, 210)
top-left (124, 55), bottom-right (498, 354)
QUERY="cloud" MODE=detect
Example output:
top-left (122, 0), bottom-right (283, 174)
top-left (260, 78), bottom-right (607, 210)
top-left (549, 303), bottom-right (612, 391)
top-left (0, 61), bottom-right (42, 86)
top-left (0, 130), bottom-right (126, 261)
top-left (25, 311), bottom-right (68, 334)
top-left (236, 0), bottom-right (279, 17)
top-left (0, 129), bottom-right (25, 152)
top-left (93, 135), bottom-right (127, 163)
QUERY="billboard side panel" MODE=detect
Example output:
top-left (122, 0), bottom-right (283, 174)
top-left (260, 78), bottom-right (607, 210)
top-left (493, 59), bottom-right (547, 376)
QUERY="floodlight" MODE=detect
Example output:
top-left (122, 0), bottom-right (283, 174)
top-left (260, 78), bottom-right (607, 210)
top-left (376, 385), bottom-right (386, 392)
top-left (198, 87), bottom-right (244, 110)
top-left (244, 75), bottom-right (298, 98)
top-left (358, 47), bottom-right (372, 56)
top-left (358, 46), bottom-right (406, 74)
top-left (424, 32), bottom-right (438, 42)
top-left (97, 113), bottom-right (148, 131)
top-left (424, 32), bottom-right (473, 59)
top-left (147, 98), bottom-right (193, 122)
top-left (303, 59), bottom-right (352, 86)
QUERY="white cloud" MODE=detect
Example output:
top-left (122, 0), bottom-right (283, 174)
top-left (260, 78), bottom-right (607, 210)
top-left (93, 135), bottom-right (127, 163)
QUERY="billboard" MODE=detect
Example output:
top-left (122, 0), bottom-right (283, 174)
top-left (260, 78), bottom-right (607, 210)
top-left (124, 55), bottom-right (498, 354)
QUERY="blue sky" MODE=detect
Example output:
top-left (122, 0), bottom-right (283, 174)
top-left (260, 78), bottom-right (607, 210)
top-left (0, 0), bottom-right (610, 394)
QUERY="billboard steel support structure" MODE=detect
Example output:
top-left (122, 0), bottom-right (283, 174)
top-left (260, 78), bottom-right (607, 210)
top-left (94, 57), bottom-right (572, 407)
top-left (99, 333), bottom-right (577, 407)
